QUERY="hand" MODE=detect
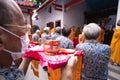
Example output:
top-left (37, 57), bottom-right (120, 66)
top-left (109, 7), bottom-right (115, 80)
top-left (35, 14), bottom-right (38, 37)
top-left (61, 55), bottom-right (77, 80)
top-left (67, 54), bottom-right (77, 68)
top-left (18, 57), bottom-right (31, 75)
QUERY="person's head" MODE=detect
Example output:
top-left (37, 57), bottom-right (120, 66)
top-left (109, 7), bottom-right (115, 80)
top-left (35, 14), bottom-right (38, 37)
top-left (62, 27), bottom-right (71, 37)
top-left (44, 27), bottom-right (50, 34)
top-left (35, 29), bottom-right (40, 35)
top-left (83, 23), bottom-right (101, 40)
top-left (55, 26), bottom-right (61, 34)
top-left (0, 0), bottom-right (29, 62)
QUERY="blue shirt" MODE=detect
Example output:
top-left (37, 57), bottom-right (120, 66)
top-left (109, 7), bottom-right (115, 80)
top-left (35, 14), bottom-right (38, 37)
top-left (56, 35), bottom-right (74, 49)
top-left (0, 66), bottom-right (24, 80)
top-left (41, 33), bottom-right (51, 44)
top-left (32, 33), bottom-right (39, 42)
top-left (51, 33), bottom-right (60, 40)
top-left (76, 40), bottom-right (111, 80)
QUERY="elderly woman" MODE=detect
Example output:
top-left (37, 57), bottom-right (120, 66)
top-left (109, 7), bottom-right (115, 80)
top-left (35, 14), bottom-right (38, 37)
top-left (76, 23), bottom-right (111, 80)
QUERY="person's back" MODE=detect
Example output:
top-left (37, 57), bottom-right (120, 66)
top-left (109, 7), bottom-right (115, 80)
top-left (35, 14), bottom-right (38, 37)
top-left (41, 33), bottom-right (51, 43)
top-left (56, 27), bottom-right (74, 49)
top-left (76, 23), bottom-right (111, 80)
top-left (76, 41), bottom-right (110, 79)
top-left (56, 35), bottom-right (73, 49)
top-left (51, 27), bottom-right (61, 40)
top-left (52, 33), bottom-right (60, 40)
top-left (41, 27), bottom-right (51, 44)
top-left (32, 33), bottom-right (38, 41)
top-left (32, 29), bottom-right (40, 42)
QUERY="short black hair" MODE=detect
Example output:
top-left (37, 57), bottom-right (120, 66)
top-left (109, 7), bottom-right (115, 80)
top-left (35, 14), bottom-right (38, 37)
top-left (62, 27), bottom-right (71, 37)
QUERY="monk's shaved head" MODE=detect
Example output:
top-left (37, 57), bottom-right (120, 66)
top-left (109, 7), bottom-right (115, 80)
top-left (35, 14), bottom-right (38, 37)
top-left (0, 0), bottom-right (25, 26)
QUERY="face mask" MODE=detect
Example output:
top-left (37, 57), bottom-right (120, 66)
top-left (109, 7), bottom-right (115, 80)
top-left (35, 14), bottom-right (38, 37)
top-left (0, 26), bottom-right (29, 60)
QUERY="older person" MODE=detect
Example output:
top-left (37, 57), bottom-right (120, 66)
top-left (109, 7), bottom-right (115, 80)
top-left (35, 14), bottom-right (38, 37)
top-left (0, 0), bottom-right (31, 79)
top-left (56, 27), bottom-right (74, 49)
top-left (76, 23), bottom-right (111, 80)
top-left (51, 26), bottom-right (62, 40)
top-left (41, 27), bottom-right (51, 44)
top-left (32, 29), bottom-right (40, 42)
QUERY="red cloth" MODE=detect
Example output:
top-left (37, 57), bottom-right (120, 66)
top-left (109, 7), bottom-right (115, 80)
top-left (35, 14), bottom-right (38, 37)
top-left (24, 45), bottom-right (82, 70)
top-left (73, 37), bottom-right (79, 48)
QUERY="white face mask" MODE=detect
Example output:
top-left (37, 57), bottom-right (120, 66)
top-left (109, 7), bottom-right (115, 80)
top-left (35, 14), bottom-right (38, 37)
top-left (0, 26), bottom-right (29, 60)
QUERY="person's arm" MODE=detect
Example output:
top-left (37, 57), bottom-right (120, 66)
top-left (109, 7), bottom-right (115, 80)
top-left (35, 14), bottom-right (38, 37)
top-left (18, 58), bottom-right (31, 75)
top-left (61, 54), bottom-right (77, 80)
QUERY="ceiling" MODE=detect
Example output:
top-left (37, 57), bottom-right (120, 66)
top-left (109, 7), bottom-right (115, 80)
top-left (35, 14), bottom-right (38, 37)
top-left (86, 0), bottom-right (119, 10)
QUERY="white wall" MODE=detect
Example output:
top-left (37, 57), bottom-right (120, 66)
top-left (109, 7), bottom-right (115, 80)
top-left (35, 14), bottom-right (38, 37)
top-left (33, 1), bottom-right (90, 29)
top-left (116, 0), bottom-right (120, 28)
top-left (24, 13), bottom-right (30, 24)
top-left (63, 2), bottom-right (90, 29)
top-left (33, 0), bottom-right (64, 29)
top-left (32, 0), bottom-right (119, 29)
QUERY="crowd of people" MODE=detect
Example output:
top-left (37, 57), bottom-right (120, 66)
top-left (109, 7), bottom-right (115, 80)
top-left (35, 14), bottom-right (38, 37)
top-left (0, 0), bottom-right (120, 80)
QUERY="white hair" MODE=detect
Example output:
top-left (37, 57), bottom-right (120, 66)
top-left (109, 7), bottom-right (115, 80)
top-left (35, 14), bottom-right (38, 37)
top-left (83, 23), bottom-right (101, 40)
top-left (36, 29), bottom-right (40, 33)
top-left (44, 27), bottom-right (50, 31)
top-left (55, 27), bottom-right (61, 32)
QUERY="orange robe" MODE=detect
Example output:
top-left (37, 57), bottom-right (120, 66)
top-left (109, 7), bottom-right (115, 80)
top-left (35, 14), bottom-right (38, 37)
top-left (79, 32), bottom-right (85, 44)
top-left (96, 28), bottom-right (105, 43)
top-left (50, 28), bottom-right (55, 34)
top-left (68, 27), bottom-right (75, 41)
top-left (110, 27), bottom-right (120, 65)
top-left (31, 60), bottom-right (39, 77)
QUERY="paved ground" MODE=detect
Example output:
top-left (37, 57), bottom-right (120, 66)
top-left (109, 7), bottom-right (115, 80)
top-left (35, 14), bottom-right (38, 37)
top-left (24, 63), bottom-right (39, 80)
top-left (108, 62), bottom-right (120, 80)
top-left (24, 62), bottom-right (120, 80)
top-left (24, 62), bottom-right (48, 80)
